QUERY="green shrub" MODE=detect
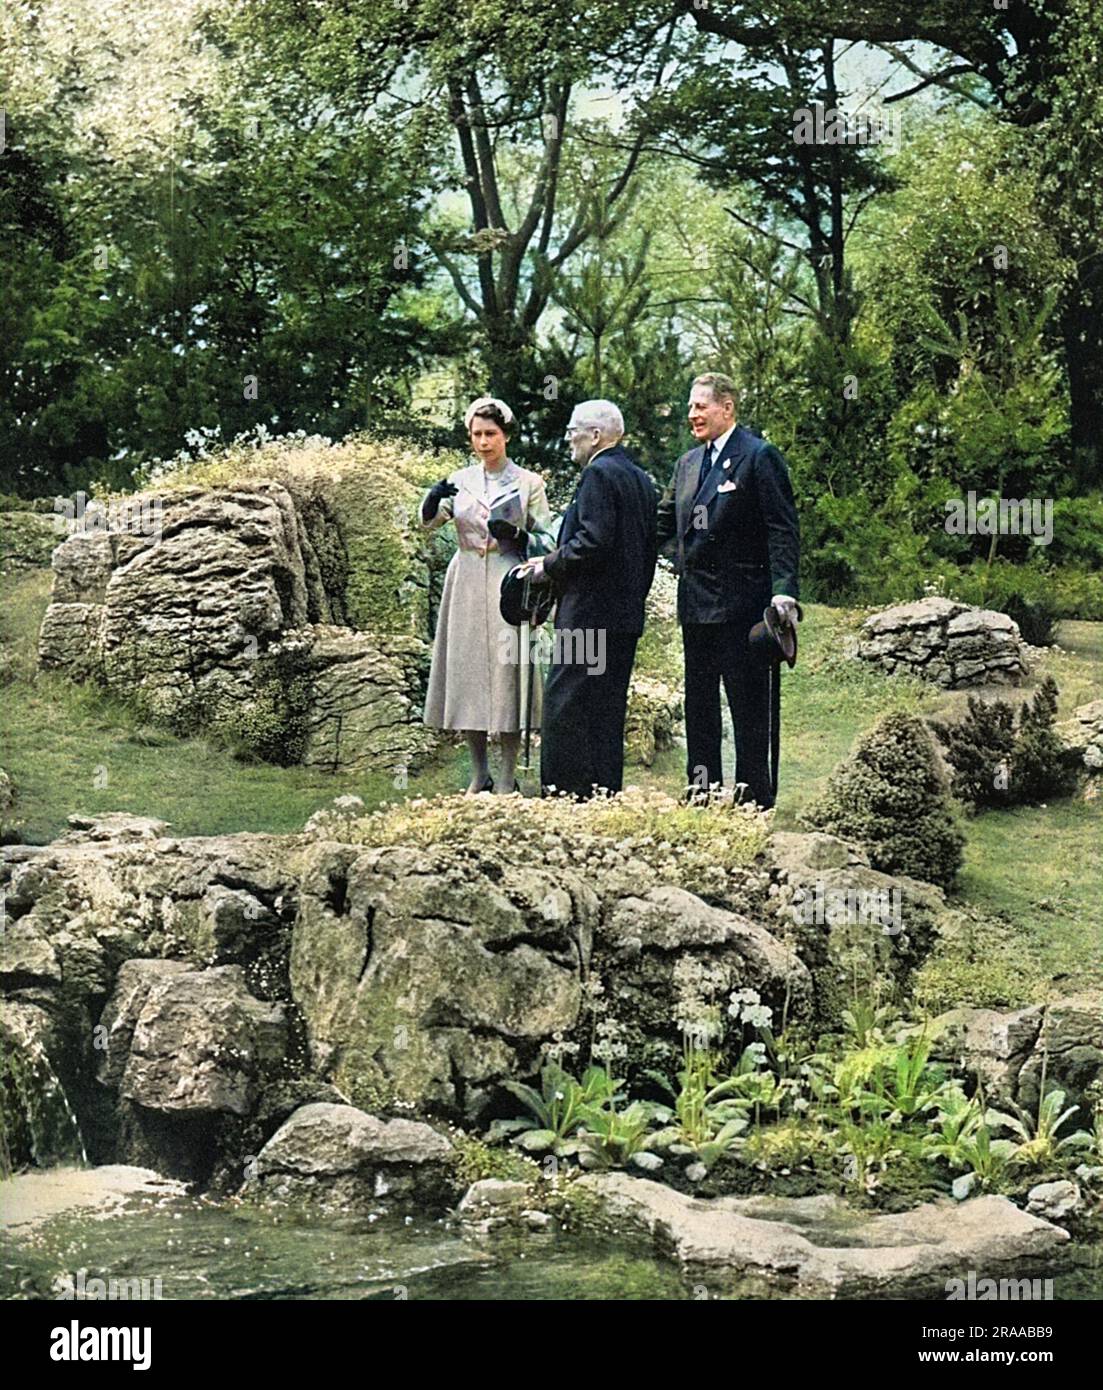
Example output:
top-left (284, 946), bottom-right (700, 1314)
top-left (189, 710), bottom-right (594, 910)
top-left (930, 698), bottom-right (1016, 808)
top-left (1050, 565), bottom-right (1103, 621)
top-left (1049, 493), bottom-right (1103, 572)
top-left (807, 712), bottom-right (965, 889)
top-left (931, 676), bottom-right (1079, 809)
top-left (953, 560), bottom-right (1062, 646)
top-left (1011, 677), bottom-right (1080, 804)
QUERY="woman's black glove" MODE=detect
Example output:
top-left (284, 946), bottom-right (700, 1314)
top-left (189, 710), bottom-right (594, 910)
top-left (488, 517), bottom-right (528, 551)
top-left (422, 478), bottom-right (458, 522)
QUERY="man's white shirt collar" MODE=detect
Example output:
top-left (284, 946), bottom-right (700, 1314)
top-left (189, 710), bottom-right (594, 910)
top-left (705, 424), bottom-right (735, 460)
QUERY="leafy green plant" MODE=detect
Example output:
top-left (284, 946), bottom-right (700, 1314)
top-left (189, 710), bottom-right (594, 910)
top-left (987, 1088), bottom-right (1086, 1169)
top-left (1079, 1080), bottom-right (1103, 1163)
top-left (743, 1119), bottom-right (832, 1173)
top-left (644, 1047), bottom-right (748, 1152)
top-left (841, 999), bottom-right (903, 1051)
top-left (577, 1101), bottom-right (657, 1171)
top-left (832, 1043), bottom-right (899, 1114)
top-left (922, 1087), bottom-right (984, 1169)
top-left (726, 1058), bottom-right (798, 1123)
top-left (835, 1118), bottom-right (904, 1195)
top-left (955, 1119), bottom-right (1015, 1191)
top-left (856, 1031), bottom-right (949, 1123)
top-left (491, 1063), bottom-right (620, 1156)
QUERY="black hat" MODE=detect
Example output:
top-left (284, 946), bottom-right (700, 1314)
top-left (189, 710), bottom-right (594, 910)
top-left (748, 603), bottom-right (802, 669)
top-left (500, 565), bottom-right (555, 628)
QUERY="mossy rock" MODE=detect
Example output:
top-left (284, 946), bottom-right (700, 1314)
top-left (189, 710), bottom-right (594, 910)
top-left (143, 433), bottom-right (466, 641)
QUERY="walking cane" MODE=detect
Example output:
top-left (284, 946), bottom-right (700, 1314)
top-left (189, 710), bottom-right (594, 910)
top-left (520, 620), bottom-right (533, 770)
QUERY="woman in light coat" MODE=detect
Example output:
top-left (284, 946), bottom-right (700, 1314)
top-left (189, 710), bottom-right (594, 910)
top-left (421, 397), bottom-right (553, 794)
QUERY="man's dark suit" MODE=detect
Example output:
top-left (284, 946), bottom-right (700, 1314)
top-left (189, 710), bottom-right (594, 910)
top-left (541, 444), bottom-right (658, 798)
top-left (657, 424), bottom-right (799, 807)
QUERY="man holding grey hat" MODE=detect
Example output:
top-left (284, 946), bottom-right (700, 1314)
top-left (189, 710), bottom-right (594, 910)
top-left (518, 399), bottom-right (658, 799)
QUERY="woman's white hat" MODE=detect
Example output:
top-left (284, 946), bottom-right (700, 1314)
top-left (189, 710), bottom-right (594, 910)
top-left (464, 395), bottom-right (515, 430)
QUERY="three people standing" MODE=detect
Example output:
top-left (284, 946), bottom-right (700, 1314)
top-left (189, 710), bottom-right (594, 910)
top-left (423, 375), bottom-right (800, 808)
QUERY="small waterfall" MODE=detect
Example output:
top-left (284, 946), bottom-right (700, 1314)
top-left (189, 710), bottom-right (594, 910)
top-left (1, 1033), bottom-right (88, 1173)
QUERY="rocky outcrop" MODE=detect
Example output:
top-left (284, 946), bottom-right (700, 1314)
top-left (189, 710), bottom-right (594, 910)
top-left (39, 486), bottom-right (315, 721)
top-left (245, 1102), bottom-right (456, 1212)
top-left (932, 993), bottom-right (1103, 1113)
top-left (35, 446), bottom-right (449, 770)
top-left (0, 808), bottom-right (823, 1165)
top-left (854, 598), bottom-right (1027, 688)
top-left (625, 677), bottom-right (682, 767)
top-left (575, 1174), bottom-right (1070, 1297)
top-left (598, 884), bottom-right (810, 1042)
top-left (291, 840), bottom-right (596, 1120)
top-left (265, 625), bottom-right (436, 774)
top-left (98, 961), bottom-right (287, 1115)
top-left (1059, 699), bottom-right (1103, 773)
top-left (769, 831), bottom-right (946, 1018)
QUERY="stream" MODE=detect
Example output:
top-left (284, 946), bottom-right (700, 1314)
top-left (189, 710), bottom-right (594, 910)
top-left (2, 1165), bottom-right (1101, 1301)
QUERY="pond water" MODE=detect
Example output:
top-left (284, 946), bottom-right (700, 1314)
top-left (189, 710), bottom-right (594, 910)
top-left (2, 1169), bottom-right (1100, 1302)
top-left (1, 1180), bottom-right (688, 1301)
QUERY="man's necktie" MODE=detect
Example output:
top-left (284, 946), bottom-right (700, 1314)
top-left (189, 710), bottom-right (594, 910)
top-left (693, 442), bottom-right (716, 501)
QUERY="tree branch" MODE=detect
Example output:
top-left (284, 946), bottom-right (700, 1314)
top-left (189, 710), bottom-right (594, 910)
top-left (877, 47), bottom-right (987, 107)
top-left (723, 206), bottom-right (806, 256)
top-left (428, 246), bottom-right (482, 317)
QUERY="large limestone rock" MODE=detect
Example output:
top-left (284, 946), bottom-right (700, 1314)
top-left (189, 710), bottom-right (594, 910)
top-left (246, 1102), bottom-right (456, 1211)
top-left (98, 962), bottom-right (287, 1116)
top-left (769, 831), bottom-right (946, 1018)
top-left (291, 841), bottom-right (596, 1121)
top-left (35, 440), bottom-right (454, 770)
top-left (1, 812), bottom-right (814, 1151)
top-left (599, 884), bottom-right (811, 1042)
top-left (266, 625), bottom-right (436, 774)
top-left (576, 1174), bottom-right (1070, 1297)
top-left (932, 992), bottom-right (1103, 1113)
top-left (854, 598), bottom-right (1027, 688)
top-left (2, 814), bottom-right (300, 999)
top-left (39, 486), bottom-right (314, 727)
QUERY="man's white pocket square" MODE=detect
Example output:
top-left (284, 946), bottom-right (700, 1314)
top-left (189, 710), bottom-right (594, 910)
top-left (717, 480), bottom-right (738, 494)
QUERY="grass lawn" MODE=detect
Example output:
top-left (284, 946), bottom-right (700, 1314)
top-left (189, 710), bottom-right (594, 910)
top-left (0, 569), bottom-right (463, 843)
top-left (2, 567), bottom-right (1100, 990)
top-left (633, 603), bottom-right (1102, 990)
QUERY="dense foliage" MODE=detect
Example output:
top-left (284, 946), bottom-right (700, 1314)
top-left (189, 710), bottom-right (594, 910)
top-left (2, 0), bottom-right (1100, 609)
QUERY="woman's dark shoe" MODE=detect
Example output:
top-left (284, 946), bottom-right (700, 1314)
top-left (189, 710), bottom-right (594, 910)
top-left (465, 776), bottom-right (494, 796)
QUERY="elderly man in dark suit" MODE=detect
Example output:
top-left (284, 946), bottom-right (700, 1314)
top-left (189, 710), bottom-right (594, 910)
top-left (520, 399), bottom-right (658, 799)
top-left (657, 372), bottom-right (800, 809)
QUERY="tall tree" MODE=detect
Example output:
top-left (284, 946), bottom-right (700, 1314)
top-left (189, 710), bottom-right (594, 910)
top-left (229, 0), bottom-right (668, 433)
top-left (671, 0), bottom-right (1103, 481)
